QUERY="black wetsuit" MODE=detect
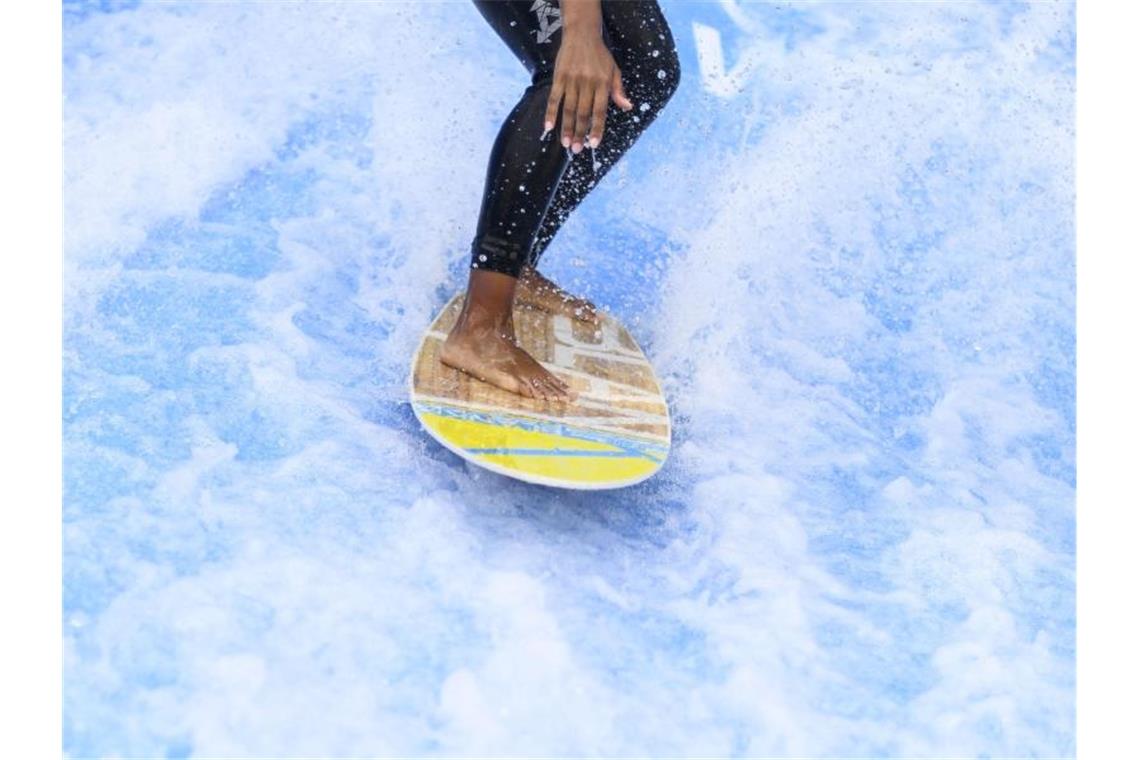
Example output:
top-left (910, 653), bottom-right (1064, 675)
top-left (468, 0), bottom-right (681, 278)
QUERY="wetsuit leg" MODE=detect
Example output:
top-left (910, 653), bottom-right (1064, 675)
top-left (468, 0), bottom-right (681, 277)
top-left (528, 1), bottom-right (681, 268)
top-left (468, 0), bottom-right (571, 278)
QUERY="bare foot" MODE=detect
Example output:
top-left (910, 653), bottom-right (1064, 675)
top-left (516, 266), bottom-right (600, 325)
top-left (441, 316), bottom-right (576, 402)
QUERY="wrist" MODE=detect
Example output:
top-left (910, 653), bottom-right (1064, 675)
top-left (560, 0), bottom-right (602, 37)
top-left (562, 24), bottom-right (602, 41)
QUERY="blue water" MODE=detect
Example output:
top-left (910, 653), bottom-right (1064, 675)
top-left (63, 1), bottom-right (1075, 756)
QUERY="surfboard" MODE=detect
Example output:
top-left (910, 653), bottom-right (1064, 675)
top-left (408, 293), bottom-right (670, 489)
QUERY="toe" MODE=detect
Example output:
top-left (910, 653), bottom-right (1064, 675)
top-left (529, 376), bottom-right (550, 401)
top-left (548, 378), bottom-right (572, 400)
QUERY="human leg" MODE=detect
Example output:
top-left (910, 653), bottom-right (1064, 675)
top-left (443, 1), bottom-right (577, 400)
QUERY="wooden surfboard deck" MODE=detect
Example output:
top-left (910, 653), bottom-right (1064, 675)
top-left (408, 293), bottom-right (671, 489)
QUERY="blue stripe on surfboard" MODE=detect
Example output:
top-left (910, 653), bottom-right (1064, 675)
top-left (413, 400), bottom-right (667, 463)
top-left (467, 447), bottom-right (642, 458)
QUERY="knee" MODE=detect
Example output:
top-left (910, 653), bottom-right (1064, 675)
top-left (631, 48), bottom-right (681, 113)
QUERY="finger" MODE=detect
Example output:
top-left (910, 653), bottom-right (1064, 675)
top-left (587, 83), bottom-right (609, 148)
top-left (545, 78), bottom-right (565, 136)
top-left (560, 84), bottom-right (579, 149)
top-left (612, 68), bottom-right (633, 111)
top-left (573, 83), bottom-right (594, 152)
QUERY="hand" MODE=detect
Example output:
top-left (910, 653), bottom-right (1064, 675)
top-left (543, 30), bottom-right (634, 153)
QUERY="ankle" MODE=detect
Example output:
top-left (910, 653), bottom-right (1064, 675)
top-left (453, 309), bottom-right (513, 339)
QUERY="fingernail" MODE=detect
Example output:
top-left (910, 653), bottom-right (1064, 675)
top-left (588, 136), bottom-right (599, 148)
top-left (545, 120), bottom-right (553, 131)
top-left (572, 142), bottom-right (582, 154)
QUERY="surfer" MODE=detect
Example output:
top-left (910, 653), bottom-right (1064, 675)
top-left (440, 0), bottom-right (681, 401)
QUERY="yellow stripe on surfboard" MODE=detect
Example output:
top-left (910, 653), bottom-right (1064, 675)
top-left (416, 410), bottom-right (661, 486)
